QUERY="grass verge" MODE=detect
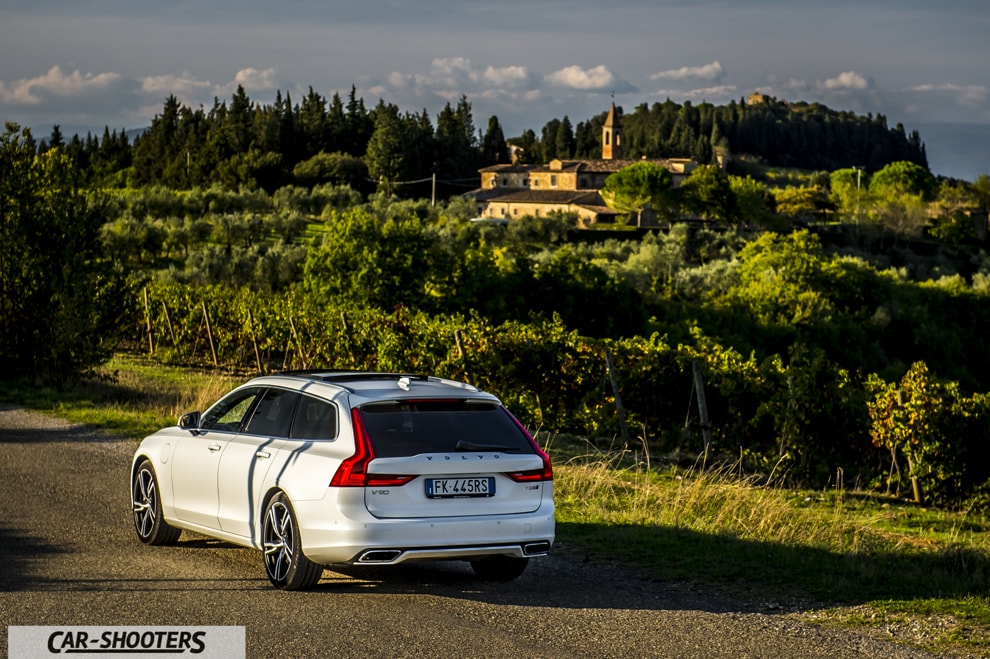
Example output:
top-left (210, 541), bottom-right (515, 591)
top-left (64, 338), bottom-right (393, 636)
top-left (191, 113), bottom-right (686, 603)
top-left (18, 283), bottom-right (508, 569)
top-left (546, 435), bottom-right (990, 656)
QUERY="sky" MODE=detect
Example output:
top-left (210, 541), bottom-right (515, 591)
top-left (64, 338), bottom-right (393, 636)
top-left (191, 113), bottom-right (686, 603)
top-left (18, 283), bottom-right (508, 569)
top-left (1, 0), bottom-right (988, 180)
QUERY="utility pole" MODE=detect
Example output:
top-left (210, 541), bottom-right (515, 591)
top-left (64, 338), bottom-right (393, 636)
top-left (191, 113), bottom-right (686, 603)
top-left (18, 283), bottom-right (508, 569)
top-left (852, 165), bottom-right (863, 226)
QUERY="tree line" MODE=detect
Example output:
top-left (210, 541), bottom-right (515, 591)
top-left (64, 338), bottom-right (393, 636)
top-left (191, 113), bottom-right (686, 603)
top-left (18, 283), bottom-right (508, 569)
top-left (33, 87), bottom-right (932, 195)
top-left (511, 96), bottom-right (928, 175)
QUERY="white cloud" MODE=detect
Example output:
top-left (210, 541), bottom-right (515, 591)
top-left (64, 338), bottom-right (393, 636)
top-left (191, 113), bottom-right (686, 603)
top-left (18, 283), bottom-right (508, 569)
top-left (908, 82), bottom-right (987, 108)
top-left (426, 57), bottom-right (478, 87)
top-left (0, 66), bottom-right (125, 105)
top-left (650, 61), bottom-right (725, 83)
top-left (0, 64), bottom-right (296, 131)
top-left (543, 64), bottom-right (637, 94)
top-left (140, 73), bottom-right (211, 99)
top-left (210, 67), bottom-right (279, 98)
top-left (684, 84), bottom-right (737, 98)
top-left (545, 65), bottom-right (629, 92)
top-left (821, 71), bottom-right (871, 91)
top-left (389, 58), bottom-right (540, 93)
top-left (482, 65), bottom-right (536, 89)
top-left (381, 58), bottom-right (538, 97)
top-left (371, 57), bottom-right (548, 117)
top-left (232, 67), bottom-right (278, 91)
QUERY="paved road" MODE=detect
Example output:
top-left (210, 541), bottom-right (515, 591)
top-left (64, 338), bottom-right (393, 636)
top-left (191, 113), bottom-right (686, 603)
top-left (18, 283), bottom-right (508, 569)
top-left (0, 405), bottom-right (936, 658)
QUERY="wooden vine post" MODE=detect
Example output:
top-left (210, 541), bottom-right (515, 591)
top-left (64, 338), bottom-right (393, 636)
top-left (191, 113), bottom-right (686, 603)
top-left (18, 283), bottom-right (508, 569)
top-left (692, 360), bottom-right (712, 467)
top-left (288, 317), bottom-right (308, 369)
top-left (604, 347), bottom-right (630, 446)
top-left (143, 287), bottom-right (154, 355)
top-left (246, 309), bottom-right (263, 373)
top-left (201, 301), bottom-right (218, 367)
top-left (162, 301), bottom-right (177, 346)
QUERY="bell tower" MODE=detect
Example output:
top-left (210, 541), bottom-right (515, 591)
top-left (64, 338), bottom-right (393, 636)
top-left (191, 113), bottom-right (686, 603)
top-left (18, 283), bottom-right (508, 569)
top-left (602, 101), bottom-right (622, 160)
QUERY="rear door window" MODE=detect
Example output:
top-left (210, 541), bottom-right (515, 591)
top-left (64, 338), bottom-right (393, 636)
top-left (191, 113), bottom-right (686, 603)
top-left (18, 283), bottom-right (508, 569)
top-left (243, 388), bottom-right (300, 438)
top-left (359, 399), bottom-right (533, 458)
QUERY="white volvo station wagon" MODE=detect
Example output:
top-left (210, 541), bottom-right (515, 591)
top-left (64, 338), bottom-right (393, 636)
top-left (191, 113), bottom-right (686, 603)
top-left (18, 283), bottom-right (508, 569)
top-left (130, 371), bottom-right (555, 590)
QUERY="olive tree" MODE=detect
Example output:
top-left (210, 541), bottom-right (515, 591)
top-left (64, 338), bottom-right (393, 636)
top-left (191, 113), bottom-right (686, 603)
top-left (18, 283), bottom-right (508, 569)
top-left (601, 161), bottom-right (675, 226)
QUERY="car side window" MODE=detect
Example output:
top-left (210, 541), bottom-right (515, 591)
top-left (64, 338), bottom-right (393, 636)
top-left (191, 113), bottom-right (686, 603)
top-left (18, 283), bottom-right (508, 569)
top-left (243, 388), bottom-right (301, 438)
top-left (290, 396), bottom-right (338, 440)
top-left (200, 388), bottom-right (264, 432)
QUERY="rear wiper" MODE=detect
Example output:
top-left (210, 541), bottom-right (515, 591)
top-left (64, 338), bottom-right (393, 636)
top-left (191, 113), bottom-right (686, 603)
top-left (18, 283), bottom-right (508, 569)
top-left (455, 440), bottom-right (520, 452)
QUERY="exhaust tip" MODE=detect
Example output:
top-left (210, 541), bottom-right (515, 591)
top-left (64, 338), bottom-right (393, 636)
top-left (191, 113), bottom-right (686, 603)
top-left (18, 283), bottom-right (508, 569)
top-left (357, 549), bottom-right (403, 563)
top-left (523, 541), bottom-right (551, 556)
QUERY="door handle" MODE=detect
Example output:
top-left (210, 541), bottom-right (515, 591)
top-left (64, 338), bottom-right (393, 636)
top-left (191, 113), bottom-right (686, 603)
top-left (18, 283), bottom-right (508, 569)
top-left (256, 451), bottom-right (271, 459)
top-left (208, 443), bottom-right (223, 452)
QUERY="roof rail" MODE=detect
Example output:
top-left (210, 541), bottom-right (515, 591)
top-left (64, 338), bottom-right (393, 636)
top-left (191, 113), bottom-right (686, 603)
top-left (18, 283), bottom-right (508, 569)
top-left (276, 369), bottom-right (428, 384)
top-left (273, 369), bottom-right (478, 393)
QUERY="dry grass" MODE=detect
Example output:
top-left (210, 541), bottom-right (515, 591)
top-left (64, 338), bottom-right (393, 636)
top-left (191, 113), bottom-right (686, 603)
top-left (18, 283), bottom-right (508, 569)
top-left (548, 434), bottom-right (988, 559)
top-left (546, 432), bottom-right (990, 605)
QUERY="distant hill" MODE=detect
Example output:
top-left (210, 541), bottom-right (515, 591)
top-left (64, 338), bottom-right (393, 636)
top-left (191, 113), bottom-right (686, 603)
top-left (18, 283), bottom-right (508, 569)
top-left (916, 122), bottom-right (990, 181)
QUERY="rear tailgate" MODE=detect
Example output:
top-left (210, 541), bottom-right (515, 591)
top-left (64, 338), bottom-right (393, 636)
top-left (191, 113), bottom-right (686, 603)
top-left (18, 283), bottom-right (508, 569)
top-left (356, 398), bottom-right (550, 519)
top-left (364, 453), bottom-right (548, 518)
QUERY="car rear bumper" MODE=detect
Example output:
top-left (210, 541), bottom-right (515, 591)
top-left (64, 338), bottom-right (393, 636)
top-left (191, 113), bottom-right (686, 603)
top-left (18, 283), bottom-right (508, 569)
top-left (350, 540), bottom-right (553, 565)
top-left (293, 494), bottom-right (555, 565)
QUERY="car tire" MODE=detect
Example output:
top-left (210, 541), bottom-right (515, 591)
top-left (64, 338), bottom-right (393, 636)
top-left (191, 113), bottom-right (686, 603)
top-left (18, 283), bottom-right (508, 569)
top-left (262, 493), bottom-right (323, 590)
top-left (470, 555), bottom-right (529, 581)
top-left (131, 459), bottom-right (181, 545)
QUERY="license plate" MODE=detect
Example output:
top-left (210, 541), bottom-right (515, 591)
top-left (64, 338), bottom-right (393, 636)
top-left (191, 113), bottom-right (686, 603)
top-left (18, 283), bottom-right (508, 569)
top-left (425, 477), bottom-right (495, 498)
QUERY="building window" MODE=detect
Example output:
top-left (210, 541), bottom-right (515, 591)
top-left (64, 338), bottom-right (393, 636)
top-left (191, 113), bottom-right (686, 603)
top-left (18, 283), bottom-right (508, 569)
top-left (523, 178), bottom-right (530, 187)
top-left (550, 175), bottom-right (557, 187)
top-left (532, 180), bottom-right (539, 188)
top-left (513, 208), bottom-right (519, 215)
top-left (502, 178), bottom-right (508, 186)
top-left (579, 177), bottom-right (588, 188)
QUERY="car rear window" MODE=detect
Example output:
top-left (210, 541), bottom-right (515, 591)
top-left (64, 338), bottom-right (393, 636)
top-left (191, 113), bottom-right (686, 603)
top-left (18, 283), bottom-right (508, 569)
top-left (359, 399), bottom-right (534, 458)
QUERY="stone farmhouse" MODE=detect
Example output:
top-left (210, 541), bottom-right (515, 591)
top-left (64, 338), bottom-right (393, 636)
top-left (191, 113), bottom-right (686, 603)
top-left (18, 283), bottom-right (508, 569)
top-left (467, 103), bottom-right (700, 226)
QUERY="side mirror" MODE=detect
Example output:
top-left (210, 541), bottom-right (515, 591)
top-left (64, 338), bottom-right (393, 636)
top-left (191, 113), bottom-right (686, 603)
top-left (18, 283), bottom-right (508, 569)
top-left (178, 411), bottom-right (202, 433)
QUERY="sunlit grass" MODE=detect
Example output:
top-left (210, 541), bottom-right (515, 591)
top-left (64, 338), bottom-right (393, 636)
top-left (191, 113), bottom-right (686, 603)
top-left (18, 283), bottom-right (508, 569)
top-left (544, 434), bottom-right (990, 655)
top-left (0, 353), bottom-right (243, 438)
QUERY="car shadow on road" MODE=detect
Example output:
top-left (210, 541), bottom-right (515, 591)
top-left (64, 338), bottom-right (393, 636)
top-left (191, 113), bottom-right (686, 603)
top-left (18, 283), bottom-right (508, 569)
top-left (176, 536), bottom-right (244, 550)
top-left (293, 556), bottom-right (753, 614)
top-left (288, 518), bottom-right (990, 615)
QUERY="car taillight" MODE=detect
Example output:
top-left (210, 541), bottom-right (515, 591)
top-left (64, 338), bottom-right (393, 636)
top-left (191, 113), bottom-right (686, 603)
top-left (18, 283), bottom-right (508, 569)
top-left (503, 408), bottom-right (553, 481)
top-left (507, 468), bottom-right (548, 483)
top-left (366, 474), bottom-right (416, 487)
top-left (330, 408), bottom-right (413, 488)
